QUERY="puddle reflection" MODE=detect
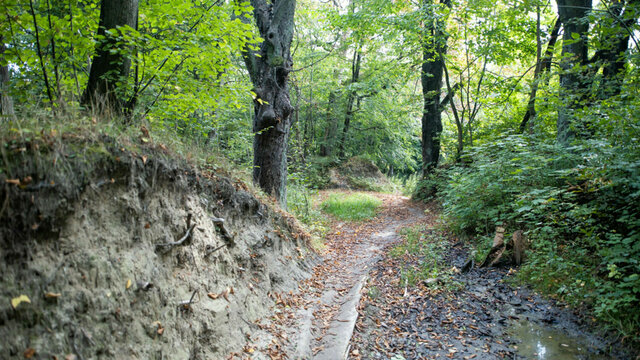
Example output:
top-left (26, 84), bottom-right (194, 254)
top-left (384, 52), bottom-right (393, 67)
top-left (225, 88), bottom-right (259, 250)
top-left (508, 319), bottom-right (610, 360)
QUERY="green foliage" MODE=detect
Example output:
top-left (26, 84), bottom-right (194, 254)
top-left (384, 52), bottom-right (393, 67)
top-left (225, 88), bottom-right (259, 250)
top-left (441, 132), bottom-right (640, 342)
top-left (412, 167), bottom-right (449, 202)
top-left (320, 192), bottom-right (382, 221)
top-left (389, 226), bottom-right (455, 288)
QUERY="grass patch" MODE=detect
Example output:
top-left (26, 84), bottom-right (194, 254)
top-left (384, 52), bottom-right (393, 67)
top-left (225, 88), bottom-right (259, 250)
top-left (320, 192), bottom-right (382, 221)
top-left (390, 225), bottom-right (456, 288)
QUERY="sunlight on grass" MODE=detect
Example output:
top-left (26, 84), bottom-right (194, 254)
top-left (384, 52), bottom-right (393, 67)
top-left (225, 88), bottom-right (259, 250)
top-left (320, 192), bottom-right (382, 221)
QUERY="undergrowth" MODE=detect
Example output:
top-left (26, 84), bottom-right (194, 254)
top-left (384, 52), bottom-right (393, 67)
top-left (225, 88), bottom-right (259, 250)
top-left (389, 225), bottom-right (456, 289)
top-left (439, 134), bottom-right (640, 344)
top-left (320, 192), bottom-right (382, 221)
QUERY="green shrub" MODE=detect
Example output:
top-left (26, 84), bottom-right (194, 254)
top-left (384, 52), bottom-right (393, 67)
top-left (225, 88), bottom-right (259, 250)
top-left (441, 134), bottom-right (640, 342)
top-left (320, 192), bottom-right (382, 221)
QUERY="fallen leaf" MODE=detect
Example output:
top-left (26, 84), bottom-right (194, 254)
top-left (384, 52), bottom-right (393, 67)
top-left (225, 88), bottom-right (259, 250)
top-left (126, 279), bottom-right (132, 290)
top-left (144, 222), bottom-right (151, 229)
top-left (141, 155), bottom-right (148, 164)
top-left (207, 292), bottom-right (219, 300)
top-left (11, 295), bottom-right (31, 309)
top-left (44, 292), bottom-right (61, 299)
top-left (23, 348), bottom-right (36, 358)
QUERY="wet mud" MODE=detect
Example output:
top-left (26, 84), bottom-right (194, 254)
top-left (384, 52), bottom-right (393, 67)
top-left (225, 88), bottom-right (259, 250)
top-left (351, 232), bottom-right (637, 360)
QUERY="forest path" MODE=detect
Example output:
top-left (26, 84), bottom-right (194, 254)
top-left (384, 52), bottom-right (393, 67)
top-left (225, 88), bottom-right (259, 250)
top-left (251, 190), bottom-right (629, 360)
top-left (280, 191), bottom-right (430, 359)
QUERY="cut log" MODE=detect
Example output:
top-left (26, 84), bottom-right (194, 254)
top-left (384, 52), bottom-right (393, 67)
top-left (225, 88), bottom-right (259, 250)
top-left (480, 226), bottom-right (506, 268)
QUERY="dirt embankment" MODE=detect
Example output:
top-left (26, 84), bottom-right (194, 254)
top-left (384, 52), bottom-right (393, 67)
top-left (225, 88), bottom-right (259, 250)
top-left (0, 135), bottom-right (312, 359)
top-left (327, 157), bottom-right (390, 190)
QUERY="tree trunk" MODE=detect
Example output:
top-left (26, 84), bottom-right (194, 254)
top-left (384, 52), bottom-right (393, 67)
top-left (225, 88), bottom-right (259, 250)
top-left (596, 0), bottom-right (638, 98)
top-left (0, 39), bottom-right (15, 118)
top-left (303, 68), bottom-right (313, 159)
top-left (241, 0), bottom-right (296, 205)
top-left (320, 90), bottom-right (339, 157)
top-left (520, 17), bottom-right (561, 133)
top-left (82, 0), bottom-right (138, 114)
top-left (421, 0), bottom-right (450, 176)
top-left (556, 0), bottom-right (591, 144)
top-left (338, 48), bottom-right (362, 159)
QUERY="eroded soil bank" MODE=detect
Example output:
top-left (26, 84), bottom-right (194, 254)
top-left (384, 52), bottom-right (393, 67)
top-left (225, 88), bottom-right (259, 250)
top-left (0, 138), bottom-right (312, 359)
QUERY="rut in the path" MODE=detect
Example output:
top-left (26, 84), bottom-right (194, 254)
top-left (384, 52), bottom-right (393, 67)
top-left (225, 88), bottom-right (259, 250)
top-left (279, 192), bottom-right (428, 359)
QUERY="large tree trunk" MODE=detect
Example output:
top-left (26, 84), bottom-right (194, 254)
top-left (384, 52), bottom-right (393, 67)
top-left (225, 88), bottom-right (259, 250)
top-left (556, 0), bottom-right (591, 144)
top-left (596, 0), bottom-right (638, 98)
top-left (82, 0), bottom-right (138, 114)
top-left (242, 0), bottom-right (296, 205)
top-left (421, 0), bottom-right (450, 176)
top-left (0, 38), bottom-right (15, 118)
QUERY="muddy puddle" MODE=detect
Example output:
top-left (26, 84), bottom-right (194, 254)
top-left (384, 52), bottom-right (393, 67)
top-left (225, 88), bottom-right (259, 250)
top-left (508, 318), bottom-right (611, 359)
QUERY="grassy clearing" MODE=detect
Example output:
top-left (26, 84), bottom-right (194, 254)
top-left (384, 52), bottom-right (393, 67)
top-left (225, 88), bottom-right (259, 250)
top-left (320, 192), bottom-right (382, 221)
top-left (390, 225), bottom-right (455, 288)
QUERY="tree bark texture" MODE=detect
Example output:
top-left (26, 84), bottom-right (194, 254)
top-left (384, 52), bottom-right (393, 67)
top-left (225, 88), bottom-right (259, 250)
top-left (82, 0), bottom-right (138, 113)
top-left (0, 39), bottom-right (15, 118)
top-left (242, 0), bottom-right (296, 204)
top-left (421, 0), bottom-right (450, 176)
top-left (556, 0), bottom-right (591, 144)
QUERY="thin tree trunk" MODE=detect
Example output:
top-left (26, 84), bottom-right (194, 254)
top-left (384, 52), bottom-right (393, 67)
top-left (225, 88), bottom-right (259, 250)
top-left (443, 61), bottom-right (463, 160)
top-left (303, 68), bottom-right (313, 158)
top-left (319, 90), bottom-right (339, 157)
top-left (520, 17), bottom-right (561, 133)
top-left (29, 0), bottom-right (55, 107)
top-left (0, 39), bottom-right (15, 118)
top-left (82, 0), bottom-right (139, 114)
top-left (338, 47), bottom-right (362, 159)
top-left (240, 0), bottom-right (296, 205)
top-left (46, 0), bottom-right (62, 99)
top-left (68, 0), bottom-right (81, 99)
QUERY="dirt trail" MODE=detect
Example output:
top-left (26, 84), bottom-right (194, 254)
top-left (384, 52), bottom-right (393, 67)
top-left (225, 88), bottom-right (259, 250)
top-left (251, 190), bottom-right (635, 360)
top-left (277, 192), bottom-right (429, 359)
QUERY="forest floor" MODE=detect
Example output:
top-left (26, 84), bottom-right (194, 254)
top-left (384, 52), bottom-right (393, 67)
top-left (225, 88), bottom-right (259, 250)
top-left (252, 190), bottom-right (635, 360)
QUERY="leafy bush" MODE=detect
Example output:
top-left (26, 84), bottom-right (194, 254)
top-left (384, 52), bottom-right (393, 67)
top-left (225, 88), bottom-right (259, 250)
top-left (412, 167), bottom-right (450, 202)
top-left (320, 192), bottom-right (382, 221)
top-left (441, 134), bottom-right (640, 342)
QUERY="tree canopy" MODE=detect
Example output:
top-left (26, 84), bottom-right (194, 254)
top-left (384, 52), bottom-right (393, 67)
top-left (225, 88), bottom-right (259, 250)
top-left (1, 0), bottom-right (640, 344)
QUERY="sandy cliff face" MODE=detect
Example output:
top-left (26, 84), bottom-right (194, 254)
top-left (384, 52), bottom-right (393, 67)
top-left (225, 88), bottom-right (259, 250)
top-left (0, 140), bottom-right (311, 359)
